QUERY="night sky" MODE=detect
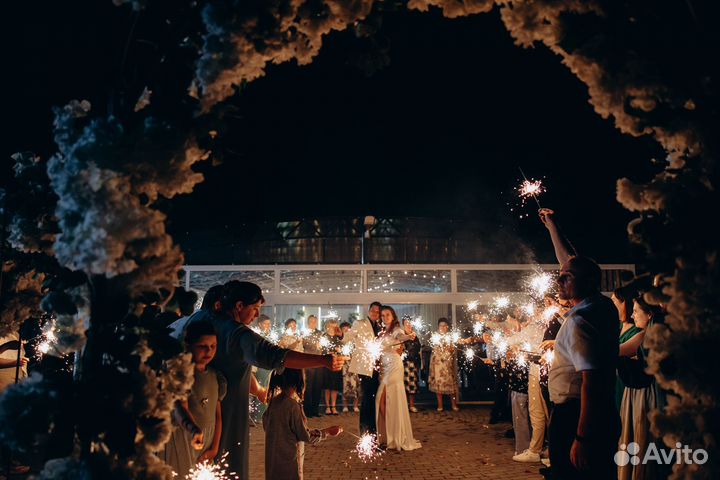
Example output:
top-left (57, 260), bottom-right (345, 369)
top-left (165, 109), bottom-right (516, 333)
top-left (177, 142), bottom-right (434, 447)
top-left (3, 2), bottom-right (665, 263)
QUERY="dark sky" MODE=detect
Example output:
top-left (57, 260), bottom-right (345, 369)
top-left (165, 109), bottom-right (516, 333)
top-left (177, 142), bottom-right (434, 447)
top-left (3, 2), bottom-right (664, 263)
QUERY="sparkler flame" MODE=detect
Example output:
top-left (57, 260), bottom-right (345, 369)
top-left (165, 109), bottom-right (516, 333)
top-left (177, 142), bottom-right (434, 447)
top-left (473, 322), bottom-right (484, 335)
top-left (518, 179), bottom-right (545, 199)
top-left (465, 347), bottom-right (475, 360)
top-left (542, 305), bottom-right (560, 322)
top-left (450, 330), bottom-right (461, 344)
top-left (527, 272), bottom-right (554, 298)
top-left (185, 452), bottom-right (238, 480)
top-left (410, 316), bottom-right (425, 332)
top-left (355, 433), bottom-right (382, 462)
top-left (366, 339), bottom-right (383, 367)
top-left (493, 296), bottom-right (510, 309)
top-left (340, 342), bottom-right (354, 356)
top-left (517, 352), bottom-right (527, 368)
top-left (319, 336), bottom-right (331, 349)
top-left (466, 300), bottom-right (480, 311)
top-left (522, 303), bottom-right (536, 316)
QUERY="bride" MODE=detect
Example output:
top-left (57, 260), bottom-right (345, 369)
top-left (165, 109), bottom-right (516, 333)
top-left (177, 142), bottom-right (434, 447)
top-left (376, 305), bottom-right (422, 451)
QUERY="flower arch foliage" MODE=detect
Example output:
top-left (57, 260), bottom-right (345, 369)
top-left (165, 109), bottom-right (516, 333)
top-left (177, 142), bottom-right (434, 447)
top-left (1, 1), bottom-right (717, 479)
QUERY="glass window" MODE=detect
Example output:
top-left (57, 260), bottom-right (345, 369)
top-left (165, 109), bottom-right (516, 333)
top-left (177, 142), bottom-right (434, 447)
top-left (367, 270), bottom-right (450, 293)
top-left (279, 270), bottom-right (362, 294)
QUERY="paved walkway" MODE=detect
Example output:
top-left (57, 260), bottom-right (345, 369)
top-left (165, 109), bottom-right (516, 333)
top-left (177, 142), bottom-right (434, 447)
top-left (248, 406), bottom-right (544, 480)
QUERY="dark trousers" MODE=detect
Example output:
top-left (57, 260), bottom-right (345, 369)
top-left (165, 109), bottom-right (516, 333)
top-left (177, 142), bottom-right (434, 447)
top-left (548, 399), bottom-right (620, 480)
top-left (359, 372), bottom-right (379, 435)
top-left (303, 367), bottom-right (323, 417)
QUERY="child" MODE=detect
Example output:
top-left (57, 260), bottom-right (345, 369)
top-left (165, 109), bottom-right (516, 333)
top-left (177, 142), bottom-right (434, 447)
top-left (162, 320), bottom-right (227, 478)
top-left (263, 368), bottom-right (342, 480)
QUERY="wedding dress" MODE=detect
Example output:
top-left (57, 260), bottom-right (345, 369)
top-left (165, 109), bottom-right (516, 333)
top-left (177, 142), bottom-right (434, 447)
top-left (375, 327), bottom-right (422, 451)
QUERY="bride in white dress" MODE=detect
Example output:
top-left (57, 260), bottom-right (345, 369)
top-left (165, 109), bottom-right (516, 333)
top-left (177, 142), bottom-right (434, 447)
top-left (376, 306), bottom-right (422, 451)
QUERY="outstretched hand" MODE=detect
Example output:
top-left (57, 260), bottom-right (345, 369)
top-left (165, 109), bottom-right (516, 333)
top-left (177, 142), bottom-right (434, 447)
top-left (538, 208), bottom-right (556, 228)
top-left (323, 425), bottom-right (343, 437)
top-left (326, 354), bottom-right (347, 371)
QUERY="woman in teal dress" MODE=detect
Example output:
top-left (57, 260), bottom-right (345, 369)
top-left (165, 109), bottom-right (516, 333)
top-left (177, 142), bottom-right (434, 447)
top-left (613, 287), bottom-right (643, 410)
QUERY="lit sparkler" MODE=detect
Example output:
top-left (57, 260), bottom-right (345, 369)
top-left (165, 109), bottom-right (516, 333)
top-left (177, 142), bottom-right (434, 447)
top-left (348, 432), bottom-right (383, 463)
top-left (450, 330), bottom-right (461, 344)
top-left (522, 303), bottom-right (536, 317)
top-left (186, 452), bottom-right (238, 480)
top-left (430, 332), bottom-right (442, 347)
top-left (365, 339), bottom-right (383, 368)
top-left (37, 323), bottom-right (58, 357)
top-left (465, 347), bottom-right (475, 361)
top-left (517, 167), bottom-right (545, 209)
top-left (466, 300), bottom-right (480, 311)
top-left (517, 352), bottom-right (527, 368)
top-left (542, 305), bottom-right (560, 322)
top-left (319, 336), bottom-right (331, 350)
top-left (473, 322), bottom-right (484, 336)
top-left (267, 330), bottom-right (280, 344)
top-left (543, 349), bottom-right (555, 366)
top-left (340, 342), bottom-right (354, 357)
top-left (409, 316), bottom-right (426, 332)
top-left (527, 271), bottom-right (554, 298)
top-left (493, 296), bottom-right (510, 310)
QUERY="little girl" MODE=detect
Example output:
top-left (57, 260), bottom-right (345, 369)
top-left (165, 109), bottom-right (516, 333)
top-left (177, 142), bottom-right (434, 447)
top-left (263, 368), bottom-right (342, 480)
top-left (163, 320), bottom-right (227, 478)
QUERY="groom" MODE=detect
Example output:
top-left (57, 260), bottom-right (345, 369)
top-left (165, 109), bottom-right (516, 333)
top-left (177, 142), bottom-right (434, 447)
top-left (343, 301), bottom-right (383, 435)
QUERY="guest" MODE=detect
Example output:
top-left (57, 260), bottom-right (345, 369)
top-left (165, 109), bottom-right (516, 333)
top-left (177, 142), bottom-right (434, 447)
top-left (321, 320), bottom-right (343, 415)
top-left (613, 287), bottom-right (643, 411)
top-left (540, 208), bottom-right (620, 480)
top-left (617, 296), bottom-right (661, 480)
top-left (185, 281), bottom-right (344, 480)
top-left (302, 315), bottom-right (324, 418)
top-left (507, 343), bottom-right (531, 459)
top-left (0, 332), bottom-right (30, 476)
top-left (162, 320), bottom-right (226, 478)
top-left (168, 284), bottom-right (224, 339)
top-left (342, 302), bottom-right (383, 435)
top-left (263, 368), bottom-right (342, 480)
top-left (279, 318), bottom-right (303, 352)
top-left (250, 314), bottom-right (274, 424)
top-left (401, 316), bottom-right (422, 413)
top-left (339, 321), bottom-right (361, 413)
top-left (429, 318), bottom-right (460, 412)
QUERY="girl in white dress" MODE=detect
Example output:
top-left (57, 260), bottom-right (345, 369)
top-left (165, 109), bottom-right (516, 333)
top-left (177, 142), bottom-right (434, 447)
top-left (375, 306), bottom-right (422, 451)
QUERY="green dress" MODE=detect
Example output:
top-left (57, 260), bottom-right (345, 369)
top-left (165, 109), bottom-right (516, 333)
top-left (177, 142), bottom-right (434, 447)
top-left (616, 324), bottom-right (642, 410)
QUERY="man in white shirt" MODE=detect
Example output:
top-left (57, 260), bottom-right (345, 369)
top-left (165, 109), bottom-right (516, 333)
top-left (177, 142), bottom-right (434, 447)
top-left (343, 301), bottom-right (382, 435)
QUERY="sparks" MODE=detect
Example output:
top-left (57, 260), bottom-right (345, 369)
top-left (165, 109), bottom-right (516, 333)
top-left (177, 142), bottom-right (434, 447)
top-left (473, 322), bottom-right (484, 336)
top-left (465, 347), bottom-right (475, 360)
top-left (527, 271), bottom-right (554, 298)
top-left (522, 303), bottom-right (536, 316)
top-left (543, 349), bottom-right (555, 366)
top-left (186, 452), bottom-right (238, 480)
top-left (410, 316), bottom-right (425, 332)
top-left (493, 296), bottom-right (510, 310)
top-left (340, 342), bottom-right (354, 356)
top-left (542, 305), bottom-right (560, 322)
top-left (319, 336), bottom-right (331, 349)
top-left (466, 300), bottom-right (480, 311)
top-left (354, 433), bottom-right (382, 462)
top-left (450, 330), bottom-right (461, 344)
top-left (522, 342), bottom-right (532, 352)
top-left (429, 332), bottom-right (443, 347)
top-left (517, 352), bottom-right (528, 368)
top-left (268, 330), bottom-right (280, 344)
top-left (518, 179), bottom-right (545, 199)
top-left (365, 339), bottom-right (383, 368)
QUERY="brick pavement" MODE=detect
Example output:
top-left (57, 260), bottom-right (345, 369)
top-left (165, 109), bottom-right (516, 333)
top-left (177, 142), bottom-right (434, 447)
top-left (248, 406), bottom-right (544, 480)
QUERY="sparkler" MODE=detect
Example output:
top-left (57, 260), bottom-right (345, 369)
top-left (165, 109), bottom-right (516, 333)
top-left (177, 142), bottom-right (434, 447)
top-left (541, 305), bottom-right (560, 323)
top-left (473, 322), bottom-right (484, 336)
top-left (409, 316), bottom-right (426, 332)
top-left (465, 347), bottom-right (475, 361)
top-left (185, 452), bottom-right (238, 480)
top-left (37, 323), bottom-right (58, 357)
top-left (319, 336), bottom-right (331, 350)
top-left (517, 167), bottom-right (545, 209)
top-left (522, 303), bottom-right (536, 317)
top-left (365, 339), bottom-right (383, 369)
top-left (466, 300), bottom-right (480, 311)
top-left (493, 296), bottom-right (510, 310)
top-left (517, 352), bottom-right (528, 368)
top-left (347, 432), bottom-right (384, 462)
top-left (340, 342), bottom-right (354, 357)
top-left (526, 271), bottom-right (554, 298)
top-left (450, 330), bottom-right (461, 344)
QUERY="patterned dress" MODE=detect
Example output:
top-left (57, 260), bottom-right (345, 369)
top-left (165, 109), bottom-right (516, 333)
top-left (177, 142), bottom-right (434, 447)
top-left (429, 342), bottom-right (458, 395)
top-left (403, 336), bottom-right (422, 395)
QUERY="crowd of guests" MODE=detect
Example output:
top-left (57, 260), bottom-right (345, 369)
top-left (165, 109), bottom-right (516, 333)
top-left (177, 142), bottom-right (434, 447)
top-left (0, 208), bottom-right (671, 480)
